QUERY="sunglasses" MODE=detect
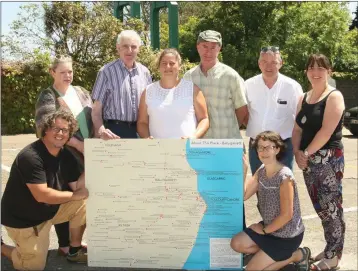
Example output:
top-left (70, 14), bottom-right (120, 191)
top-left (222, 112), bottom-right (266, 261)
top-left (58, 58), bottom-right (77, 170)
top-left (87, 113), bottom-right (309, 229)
top-left (261, 46), bottom-right (280, 53)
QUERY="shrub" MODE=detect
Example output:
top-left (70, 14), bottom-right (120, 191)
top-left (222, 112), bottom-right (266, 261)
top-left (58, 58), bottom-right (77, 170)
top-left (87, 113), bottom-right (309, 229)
top-left (1, 59), bottom-right (52, 135)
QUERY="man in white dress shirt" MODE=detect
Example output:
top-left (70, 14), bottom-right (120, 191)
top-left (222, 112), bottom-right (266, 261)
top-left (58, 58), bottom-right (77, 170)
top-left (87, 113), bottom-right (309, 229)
top-left (245, 46), bottom-right (303, 174)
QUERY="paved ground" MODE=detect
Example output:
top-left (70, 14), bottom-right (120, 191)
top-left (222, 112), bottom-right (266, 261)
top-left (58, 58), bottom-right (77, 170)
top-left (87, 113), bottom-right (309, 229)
top-left (1, 129), bottom-right (357, 270)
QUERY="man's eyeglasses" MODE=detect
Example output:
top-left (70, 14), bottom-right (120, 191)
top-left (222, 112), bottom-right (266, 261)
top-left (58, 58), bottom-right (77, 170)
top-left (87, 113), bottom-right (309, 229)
top-left (261, 46), bottom-right (280, 53)
top-left (51, 127), bottom-right (69, 134)
top-left (257, 145), bottom-right (276, 152)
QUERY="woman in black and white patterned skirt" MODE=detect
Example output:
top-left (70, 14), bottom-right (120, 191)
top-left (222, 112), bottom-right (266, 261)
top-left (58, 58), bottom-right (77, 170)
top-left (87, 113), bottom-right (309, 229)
top-left (293, 54), bottom-right (345, 270)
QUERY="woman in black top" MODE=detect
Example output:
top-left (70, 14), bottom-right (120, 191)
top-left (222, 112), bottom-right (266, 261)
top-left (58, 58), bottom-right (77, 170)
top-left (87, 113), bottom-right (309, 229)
top-left (292, 54), bottom-right (345, 270)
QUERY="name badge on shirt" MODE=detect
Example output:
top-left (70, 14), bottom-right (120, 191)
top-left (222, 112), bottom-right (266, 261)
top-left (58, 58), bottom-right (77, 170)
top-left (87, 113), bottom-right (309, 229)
top-left (277, 99), bottom-right (287, 105)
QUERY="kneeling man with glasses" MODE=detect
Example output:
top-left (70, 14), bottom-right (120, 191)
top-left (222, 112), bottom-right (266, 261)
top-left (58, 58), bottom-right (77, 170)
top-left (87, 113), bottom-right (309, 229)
top-left (1, 108), bottom-right (88, 270)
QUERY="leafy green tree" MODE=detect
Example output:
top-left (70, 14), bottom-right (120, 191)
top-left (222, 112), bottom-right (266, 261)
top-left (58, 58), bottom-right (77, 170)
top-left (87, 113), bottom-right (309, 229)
top-left (333, 29), bottom-right (358, 78)
top-left (178, 16), bottom-right (201, 63)
top-left (42, 2), bottom-right (125, 89)
top-left (178, 2), bottom-right (218, 23)
top-left (275, 2), bottom-right (355, 87)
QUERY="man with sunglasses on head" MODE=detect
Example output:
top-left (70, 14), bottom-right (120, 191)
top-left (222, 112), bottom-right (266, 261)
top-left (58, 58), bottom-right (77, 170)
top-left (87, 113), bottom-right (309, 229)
top-left (1, 109), bottom-right (88, 270)
top-left (245, 46), bottom-right (303, 174)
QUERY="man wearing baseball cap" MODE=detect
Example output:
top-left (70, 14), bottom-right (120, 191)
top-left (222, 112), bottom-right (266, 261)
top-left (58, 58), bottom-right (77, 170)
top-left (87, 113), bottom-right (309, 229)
top-left (184, 30), bottom-right (249, 227)
top-left (184, 30), bottom-right (248, 142)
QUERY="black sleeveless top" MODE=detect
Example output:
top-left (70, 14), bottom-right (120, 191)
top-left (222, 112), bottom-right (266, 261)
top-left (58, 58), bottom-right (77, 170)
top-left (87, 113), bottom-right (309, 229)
top-left (295, 90), bottom-right (344, 151)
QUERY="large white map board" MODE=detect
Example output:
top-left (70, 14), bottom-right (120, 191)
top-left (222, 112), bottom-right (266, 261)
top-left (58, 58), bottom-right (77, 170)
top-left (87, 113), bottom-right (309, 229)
top-left (85, 139), bottom-right (244, 270)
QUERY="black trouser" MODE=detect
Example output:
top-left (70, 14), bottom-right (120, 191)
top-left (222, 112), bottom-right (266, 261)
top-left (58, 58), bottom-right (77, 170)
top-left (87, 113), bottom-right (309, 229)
top-left (243, 204), bottom-right (246, 230)
top-left (54, 154), bottom-right (85, 248)
top-left (55, 222), bottom-right (70, 247)
top-left (104, 120), bottom-right (137, 138)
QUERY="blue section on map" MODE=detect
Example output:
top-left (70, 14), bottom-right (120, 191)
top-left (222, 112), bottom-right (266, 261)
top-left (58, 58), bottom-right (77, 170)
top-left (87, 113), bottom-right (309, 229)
top-left (183, 141), bottom-right (244, 270)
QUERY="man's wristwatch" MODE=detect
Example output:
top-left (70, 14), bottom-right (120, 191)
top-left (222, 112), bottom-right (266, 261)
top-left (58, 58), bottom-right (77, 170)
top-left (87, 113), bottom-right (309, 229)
top-left (303, 149), bottom-right (309, 157)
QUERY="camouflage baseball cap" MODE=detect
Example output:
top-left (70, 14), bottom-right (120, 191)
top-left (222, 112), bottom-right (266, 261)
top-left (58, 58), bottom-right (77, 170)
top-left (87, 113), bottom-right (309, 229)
top-left (197, 30), bottom-right (222, 46)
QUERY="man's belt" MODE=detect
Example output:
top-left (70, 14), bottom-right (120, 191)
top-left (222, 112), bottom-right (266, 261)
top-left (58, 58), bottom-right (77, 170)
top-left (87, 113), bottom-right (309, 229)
top-left (105, 120), bottom-right (137, 127)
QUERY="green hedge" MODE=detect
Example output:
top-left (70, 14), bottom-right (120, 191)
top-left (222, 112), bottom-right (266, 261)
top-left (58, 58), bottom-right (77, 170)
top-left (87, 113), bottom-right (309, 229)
top-left (1, 61), bottom-right (52, 135)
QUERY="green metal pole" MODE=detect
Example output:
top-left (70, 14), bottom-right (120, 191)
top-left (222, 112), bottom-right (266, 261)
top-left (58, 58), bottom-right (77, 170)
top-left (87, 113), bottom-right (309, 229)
top-left (113, 1), bottom-right (141, 21)
top-left (113, 1), bottom-right (179, 49)
top-left (150, 2), bottom-right (178, 50)
top-left (130, 1), bottom-right (141, 18)
top-left (150, 2), bottom-right (166, 50)
top-left (168, 2), bottom-right (179, 48)
top-left (113, 2), bottom-right (124, 21)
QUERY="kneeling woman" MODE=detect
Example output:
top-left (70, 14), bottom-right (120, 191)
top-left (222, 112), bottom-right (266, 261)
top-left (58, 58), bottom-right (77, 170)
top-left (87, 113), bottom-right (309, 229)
top-left (230, 131), bottom-right (310, 270)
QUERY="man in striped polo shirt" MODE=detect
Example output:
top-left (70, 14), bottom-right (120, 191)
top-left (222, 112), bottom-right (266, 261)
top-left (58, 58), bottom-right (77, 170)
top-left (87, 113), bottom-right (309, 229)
top-left (92, 30), bottom-right (152, 139)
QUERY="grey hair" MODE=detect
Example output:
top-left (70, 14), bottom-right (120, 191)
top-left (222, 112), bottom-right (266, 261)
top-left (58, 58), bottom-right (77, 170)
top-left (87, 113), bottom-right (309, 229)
top-left (259, 51), bottom-right (282, 62)
top-left (116, 30), bottom-right (141, 46)
top-left (50, 55), bottom-right (72, 71)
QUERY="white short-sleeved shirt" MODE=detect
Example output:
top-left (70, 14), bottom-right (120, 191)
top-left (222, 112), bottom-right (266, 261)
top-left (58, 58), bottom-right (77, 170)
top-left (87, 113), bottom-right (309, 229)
top-left (184, 62), bottom-right (247, 139)
top-left (245, 73), bottom-right (303, 140)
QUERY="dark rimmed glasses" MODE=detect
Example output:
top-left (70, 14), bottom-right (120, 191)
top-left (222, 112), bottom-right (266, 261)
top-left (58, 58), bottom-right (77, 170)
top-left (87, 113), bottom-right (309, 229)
top-left (261, 46), bottom-right (280, 53)
top-left (51, 126), bottom-right (69, 134)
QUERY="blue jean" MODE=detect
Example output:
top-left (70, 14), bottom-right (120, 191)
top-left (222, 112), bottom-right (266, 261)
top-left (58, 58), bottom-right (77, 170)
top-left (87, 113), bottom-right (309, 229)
top-left (249, 137), bottom-right (294, 175)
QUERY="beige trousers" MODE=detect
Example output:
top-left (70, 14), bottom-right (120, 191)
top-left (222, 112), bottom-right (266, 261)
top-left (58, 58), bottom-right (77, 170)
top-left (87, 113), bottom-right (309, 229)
top-left (5, 199), bottom-right (86, 271)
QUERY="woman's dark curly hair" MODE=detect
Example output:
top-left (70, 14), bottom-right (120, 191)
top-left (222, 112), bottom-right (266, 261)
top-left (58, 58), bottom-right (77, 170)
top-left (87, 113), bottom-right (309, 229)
top-left (252, 131), bottom-right (286, 160)
top-left (39, 108), bottom-right (78, 139)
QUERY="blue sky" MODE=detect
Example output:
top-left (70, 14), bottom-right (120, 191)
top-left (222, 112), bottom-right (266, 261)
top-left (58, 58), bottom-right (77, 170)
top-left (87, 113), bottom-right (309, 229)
top-left (1, 2), bottom-right (26, 35)
top-left (1, 1), bottom-right (358, 35)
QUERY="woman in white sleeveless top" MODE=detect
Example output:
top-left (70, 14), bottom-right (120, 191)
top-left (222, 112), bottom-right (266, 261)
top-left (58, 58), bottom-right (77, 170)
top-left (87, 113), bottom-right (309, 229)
top-left (137, 48), bottom-right (209, 138)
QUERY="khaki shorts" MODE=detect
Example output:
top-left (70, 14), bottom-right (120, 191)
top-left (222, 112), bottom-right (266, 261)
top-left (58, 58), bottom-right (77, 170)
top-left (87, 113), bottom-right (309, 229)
top-left (5, 199), bottom-right (86, 271)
